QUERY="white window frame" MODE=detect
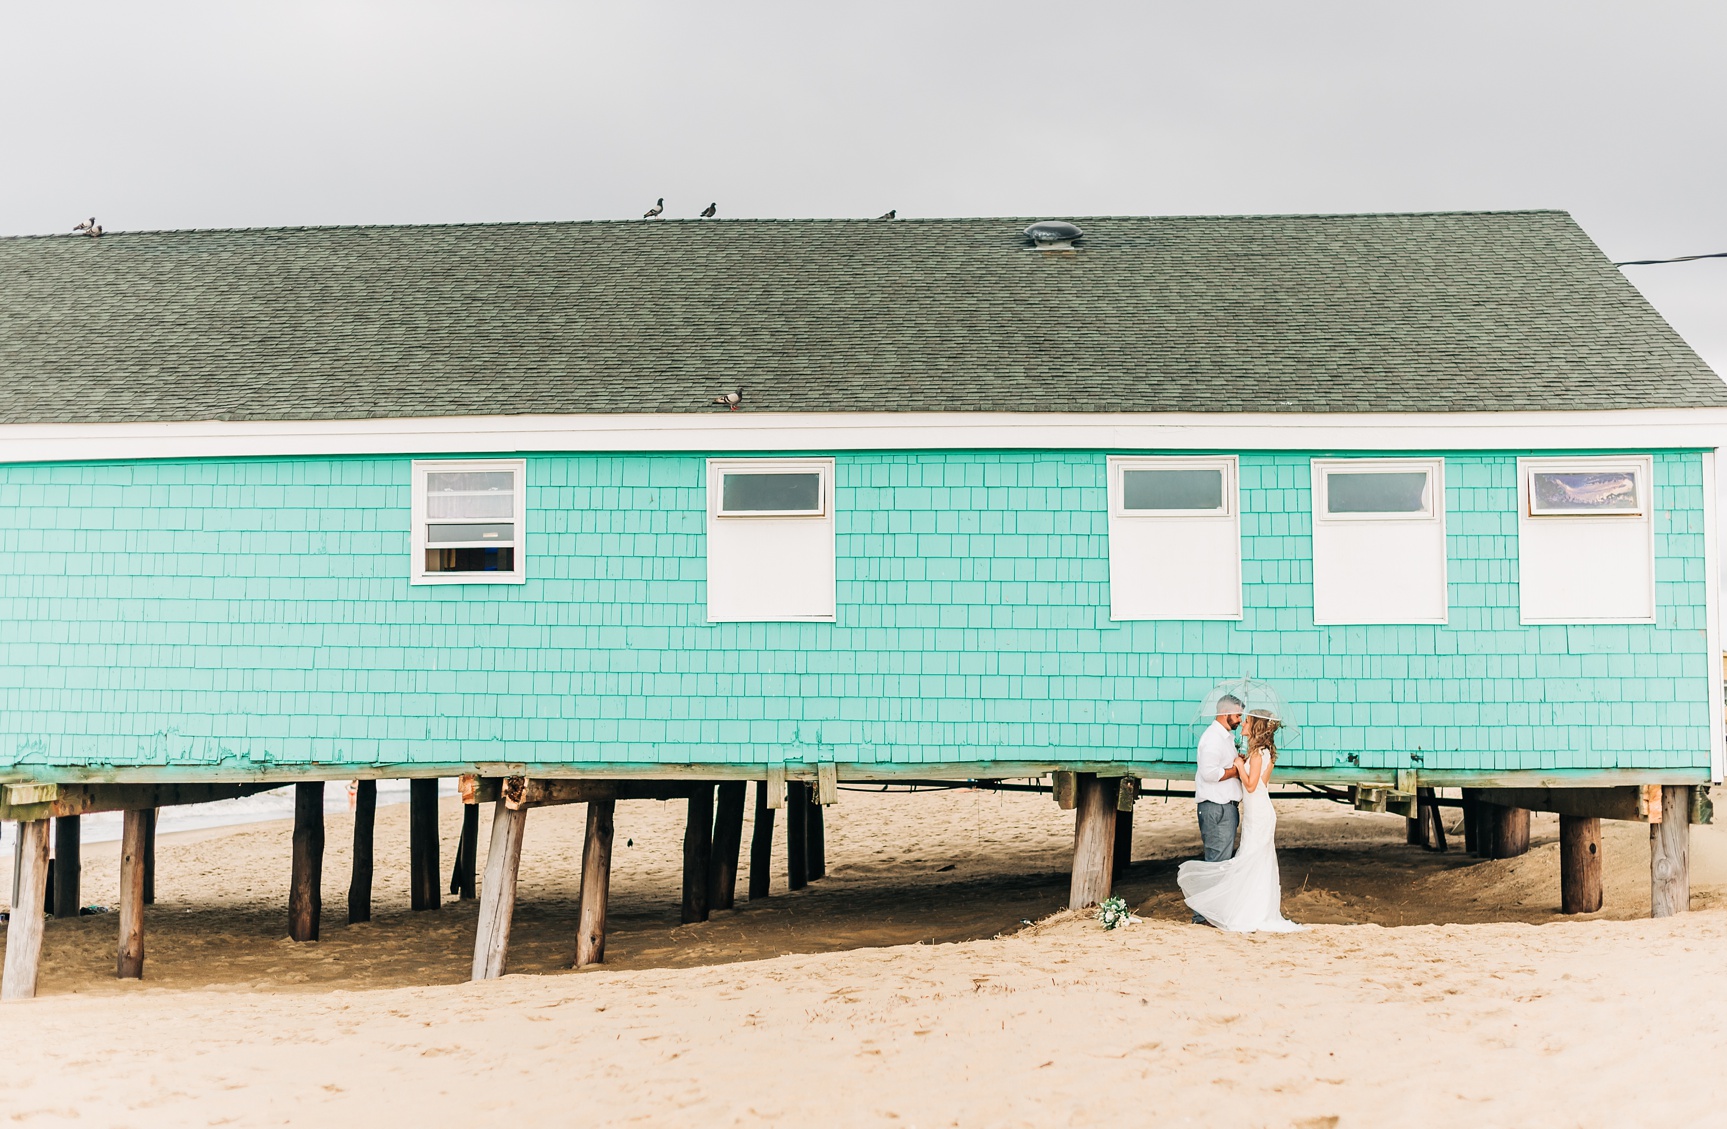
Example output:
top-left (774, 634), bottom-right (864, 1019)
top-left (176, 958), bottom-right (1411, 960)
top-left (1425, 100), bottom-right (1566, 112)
top-left (1517, 455), bottom-right (1656, 625)
top-left (410, 458), bottom-right (527, 585)
top-left (1310, 457), bottom-right (1447, 626)
top-left (706, 457), bottom-right (836, 622)
top-left (1107, 455), bottom-right (1241, 620)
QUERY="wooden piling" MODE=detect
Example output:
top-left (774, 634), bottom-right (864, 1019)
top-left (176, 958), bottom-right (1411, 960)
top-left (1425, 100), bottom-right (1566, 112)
top-left (9, 821), bottom-right (22, 912)
top-left (748, 780), bottom-right (775, 900)
top-left (1487, 803), bottom-right (1530, 859)
top-left (1, 819), bottom-right (50, 1001)
top-left (681, 785), bottom-right (715, 924)
top-left (1651, 785), bottom-right (1690, 918)
top-left (451, 801), bottom-right (479, 900)
top-left (348, 779), bottom-right (376, 924)
top-left (117, 809), bottom-right (147, 979)
top-left (472, 798), bottom-right (528, 980)
top-left (1559, 814), bottom-right (1603, 914)
top-left (51, 815), bottom-right (81, 919)
top-left (1112, 806), bottom-right (1134, 879)
top-left (708, 781), bottom-right (747, 911)
top-left (575, 799), bottom-right (614, 968)
top-left (1460, 789), bottom-right (1480, 855)
top-left (142, 807), bottom-right (157, 905)
top-left (786, 781), bottom-right (809, 891)
top-left (289, 782), bottom-right (324, 942)
top-left (1418, 788), bottom-right (1447, 852)
top-left (1068, 773), bottom-right (1116, 909)
top-left (410, 778), bottom-right (440, 912)
top-left (807, 790), bottom-right (827, 881)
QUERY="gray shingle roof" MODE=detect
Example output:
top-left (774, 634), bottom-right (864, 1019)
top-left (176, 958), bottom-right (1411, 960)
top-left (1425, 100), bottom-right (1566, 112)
top-left (0, 211), bottom-right (1721, 423)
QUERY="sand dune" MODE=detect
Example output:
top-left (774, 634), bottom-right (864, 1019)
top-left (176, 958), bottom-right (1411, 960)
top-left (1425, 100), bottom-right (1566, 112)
top-left (1, 786), bottom-right (1723, 1125)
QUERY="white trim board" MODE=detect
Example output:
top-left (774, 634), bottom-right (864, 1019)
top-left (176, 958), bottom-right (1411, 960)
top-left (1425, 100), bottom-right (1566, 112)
top-left (1, 408), bottom-right (1726, 464)
top-left (1706, 449), bottom-right (1724, 783)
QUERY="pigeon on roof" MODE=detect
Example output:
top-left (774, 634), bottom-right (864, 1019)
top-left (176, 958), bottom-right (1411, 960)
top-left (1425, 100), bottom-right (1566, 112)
top-left (711, 387), bottom-right (742, 410)
top-left (878, 209), bottom-right (896, 220)
top-left (72, 217), bottom-right (103, 237)
top-left (699, 202), bottom-right (717, 218)
top-left (642, 198), bottom-right (664, 219)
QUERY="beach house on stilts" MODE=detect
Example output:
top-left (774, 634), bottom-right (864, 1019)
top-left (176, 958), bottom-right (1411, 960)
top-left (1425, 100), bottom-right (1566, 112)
top-left (1, 212), bottom-right (1723, 996)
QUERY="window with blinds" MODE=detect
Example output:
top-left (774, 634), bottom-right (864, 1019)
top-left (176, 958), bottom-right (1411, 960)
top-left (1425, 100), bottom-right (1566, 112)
top-left (411, 459), bottom-right (527, 583)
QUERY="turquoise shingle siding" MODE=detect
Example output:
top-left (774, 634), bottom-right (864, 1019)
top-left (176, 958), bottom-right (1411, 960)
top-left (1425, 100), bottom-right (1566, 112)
top-left (0, 450), bottom-right (1711, 778)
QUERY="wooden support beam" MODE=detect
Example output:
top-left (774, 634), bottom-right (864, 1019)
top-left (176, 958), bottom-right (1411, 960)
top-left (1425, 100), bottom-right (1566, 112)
top-left (472, 798), bottom-right (528, 980)
top-left (766, 766), bottom-right (786, 809)
top-left (786, 781), bottom-right (809, 891)
top-left (1052, 771), bottom-right (1077, 810)
top-left (815, 763), bottom-right (838, 806)
top-left (1068, 773), bottom-right (1116, 909)
top-left (409, 778), bottom-right (440, 912)
top-left (681, 785), bottom-right (715, 924)
top-left (288, 782), bottom-right (324, 942)
top-left (450, 801), bottom-right (478, 900)
top-left (708, 781), bottom-right (746, 911)
top-left (1560, 815), bottom-right (1602, 914)
top-left (1475, 785), bottom-right (1671, 823)
top-left (1487, 804), bottom-right (1530, 859)
top-left (0, 782), bottom-right (278, 823)
top-left (51, 815), bottom-right (81, 919)
top-left (1, 819), bottom-right (50, 1001)
top-left (464, 777), bottom-right (709, 808)
top-left (142, 807), bottom-right (157, 905)
top-left (348, 779), bottom-right (376, 924)
top-left (574, 799), bottom-right (614, 968)
top-left (749, 781), bottom-right (775, 901)
top-left (1111, 806), bottom-right (1133, 880)
top-left (11, 820), bottom-right (24, 912)
top-left (117, 809), bottom-right (147, 979)
top-left (807, 790), bottom-right (827, 882)
top-left (1651, 785), bottom-right (1690, 918)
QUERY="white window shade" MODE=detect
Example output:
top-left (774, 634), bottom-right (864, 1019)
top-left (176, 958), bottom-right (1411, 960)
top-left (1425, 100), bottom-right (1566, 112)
top-left (411, 459), bottom-right (526, 584)
top-left (1107, 456), bottom-right (1241, 620)
top-left (1518, 456), bottom-right (1655, 624)
top-left (1311, 458), bottom-right (1447, 625)
top-left (707, 458), bottom-right (836, 622)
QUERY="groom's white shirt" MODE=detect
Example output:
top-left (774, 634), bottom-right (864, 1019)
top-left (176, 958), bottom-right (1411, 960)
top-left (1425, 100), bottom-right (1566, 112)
top-left (1195, 720), bottom-right (1244, 805)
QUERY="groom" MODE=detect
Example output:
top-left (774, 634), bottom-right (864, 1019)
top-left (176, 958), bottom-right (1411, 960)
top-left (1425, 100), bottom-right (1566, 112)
top-left (1192, 694), bottom-right (1245, 924)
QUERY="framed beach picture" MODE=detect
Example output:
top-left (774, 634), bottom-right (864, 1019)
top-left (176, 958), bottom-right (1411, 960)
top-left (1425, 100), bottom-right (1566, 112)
top-left (1527, 466), bottom-right (1644, 517)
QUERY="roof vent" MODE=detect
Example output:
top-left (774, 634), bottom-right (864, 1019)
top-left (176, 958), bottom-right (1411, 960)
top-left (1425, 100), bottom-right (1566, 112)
top-left (1024, 220), bottom-right (1083, 250)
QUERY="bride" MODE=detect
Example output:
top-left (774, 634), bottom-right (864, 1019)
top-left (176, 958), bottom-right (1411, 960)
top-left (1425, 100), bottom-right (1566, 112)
top-left (1178, 712), bottom-right (1303, 932)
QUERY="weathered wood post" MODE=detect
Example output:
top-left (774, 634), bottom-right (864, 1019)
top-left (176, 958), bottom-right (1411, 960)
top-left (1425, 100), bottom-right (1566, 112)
top-left (1559, 814), bottom-right (1603, 914)
top-left (1068, 773), bottom-right (1116, 909)
top-left (748, 780), bottom-right (775, 900)
top-left (1112, 778), bottom-right (1138, 880)
top-left (681, 784), bottom-right (715, 923)
top-left (450, 801), bottom-right (479, 900)
top-left (786, 781), bottom-right (809, 891)
top-left (2, 819), bottom-right (51, 1000)
top-left (117, 809), bottom-right (148, 979)
top-left (1650, 785), bottom-right (1690, 918)
top-left (10, 821), bottom-right (22, 911)
top-left (289, 782), bottom-right (325, 942)
top-left (708, 781), bottom-right (747, 911)
top-left (51, 814), bottom-right (81, 919)
top-left (1487, 802), bottom-right (1530, 859)
top-left (1418, 788), bottom-right (1447, 852)
top-left (472, 795), bottom-right (529, 980)
top-left (409, 778), bottom-right (440, 912)
top-left (1460, 789), bottom-right (1480, 855)
top-left (574, 799), bottom-right (614, 968)
top-left (348, 779), bottom-right (376, 924)
top-left (141, 807), bottom-right (157, 905)
top-left (806, 789), bottom-right (826, 881)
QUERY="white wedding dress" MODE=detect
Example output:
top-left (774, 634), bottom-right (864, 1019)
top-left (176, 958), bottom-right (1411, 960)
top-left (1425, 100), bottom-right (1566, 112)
top-left (1178, 762), bottom-right (1303, 933)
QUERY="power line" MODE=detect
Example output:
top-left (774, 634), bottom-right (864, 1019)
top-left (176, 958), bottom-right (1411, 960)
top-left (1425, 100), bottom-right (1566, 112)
top-left (1615, 251), bottom-right (1727, 267)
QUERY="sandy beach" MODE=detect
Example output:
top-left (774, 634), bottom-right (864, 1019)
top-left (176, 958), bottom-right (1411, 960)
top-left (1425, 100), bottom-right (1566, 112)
top-left (2, 786), bottom-right (1725, 1126)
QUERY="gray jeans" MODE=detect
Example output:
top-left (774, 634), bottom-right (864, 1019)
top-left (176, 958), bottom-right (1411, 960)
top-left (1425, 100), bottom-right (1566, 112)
top-left (1197, 800), bottom-right (1240, 862)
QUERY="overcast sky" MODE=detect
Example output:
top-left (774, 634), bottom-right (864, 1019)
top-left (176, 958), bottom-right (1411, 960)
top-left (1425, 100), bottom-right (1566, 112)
top-left (2, 1), bottom-right (1724, 372)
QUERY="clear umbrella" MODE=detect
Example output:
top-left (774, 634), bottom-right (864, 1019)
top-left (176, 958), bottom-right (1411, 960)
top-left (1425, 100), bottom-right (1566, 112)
top-left (1192, 676), bottom-right (1301, 743)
